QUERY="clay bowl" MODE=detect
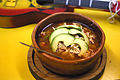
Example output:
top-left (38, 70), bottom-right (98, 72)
top-left (32, 12), bottom-right (105, 75)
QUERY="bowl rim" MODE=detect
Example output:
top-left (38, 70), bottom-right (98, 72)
top-left (32, 12), bottom-right (105, 64)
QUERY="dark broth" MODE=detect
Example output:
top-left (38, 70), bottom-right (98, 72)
top-left (38, 22), bottom-right (99, 60)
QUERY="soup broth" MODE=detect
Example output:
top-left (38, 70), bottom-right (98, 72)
top-left (38, 22), bottom-right (99, 60)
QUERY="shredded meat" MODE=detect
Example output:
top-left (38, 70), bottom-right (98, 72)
top-left (52, 27), bottom-right (55, 30)
top-left (40, 32), bottom-right (46, 37)
top-left (85, 32), bottom-right (90, 37)
top-left (56, 41), bottom-right (67, 53)
top-left (85, 31), bottom-right (96, 44)
top-left (69, 44), bottom-right (81, 54)
top-left (56, 42), bottom-right (81, 56)
top-left (89, 34), bottom-right (95, 44)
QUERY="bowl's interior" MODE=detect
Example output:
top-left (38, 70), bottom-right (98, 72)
top-left (33, 12), bottom-right (105, 62)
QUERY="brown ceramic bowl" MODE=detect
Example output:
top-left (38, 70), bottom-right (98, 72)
top-left (32, 12), bottom-right (105, 75)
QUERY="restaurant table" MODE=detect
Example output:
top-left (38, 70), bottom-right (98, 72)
top-left (0, 0), bottom-right (120, 80)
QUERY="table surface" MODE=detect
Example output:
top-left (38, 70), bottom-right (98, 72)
top-left (0, 0), bottom-right (120, 80)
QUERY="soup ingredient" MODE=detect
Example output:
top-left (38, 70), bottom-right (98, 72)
top-left (51, 33), bottom-right (74, 52)
top-left (69, 29), bottom-right (89, 44)
top-left (69, 28), bottom-right (81, 34)
top-left (52, 38), bottom-right (88, 56)
top-left (49, 24), bottom-right (89, 57)
top-left (51, 36), bottom-right (88, 56)
top-left (49, 28), bottom-right (69, 44)
top-left (56, 25), bottom-right (82, 31)
top-left (69, 43), bottom-right (81, 55)
top-left (73, 38), bottom-right (88, 56)
top-left (56, 41), bottom-right (67, 53)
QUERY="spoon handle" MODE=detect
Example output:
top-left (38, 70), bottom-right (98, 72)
top-left (19, 42), bottom-right (63, 60)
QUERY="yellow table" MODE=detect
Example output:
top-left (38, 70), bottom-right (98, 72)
top-left (0, 0), bottom-right (120, 80)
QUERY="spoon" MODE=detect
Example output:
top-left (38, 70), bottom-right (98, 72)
top-left (19, 42), bottom-right (63, 60)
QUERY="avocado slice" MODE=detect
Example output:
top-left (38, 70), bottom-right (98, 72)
top-left (49, 28), bottom-right (69, 44)
top-left (56, 25), bottom-right (82, 31)
top-left (51, 33), bottom-right (74, 52)
top-left (73, 38), bottom-right (88, 56)
top-left (69, 29), bottom-right (89, 44)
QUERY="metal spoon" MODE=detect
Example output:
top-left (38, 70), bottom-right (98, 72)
top-left (19, 42), bottom-right (63, 60)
